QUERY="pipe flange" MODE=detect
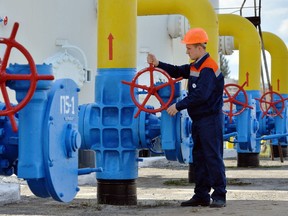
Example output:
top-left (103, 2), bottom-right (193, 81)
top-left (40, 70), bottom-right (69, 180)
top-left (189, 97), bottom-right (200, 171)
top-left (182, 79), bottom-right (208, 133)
top-left (42, 79), bottom-right (80, 202)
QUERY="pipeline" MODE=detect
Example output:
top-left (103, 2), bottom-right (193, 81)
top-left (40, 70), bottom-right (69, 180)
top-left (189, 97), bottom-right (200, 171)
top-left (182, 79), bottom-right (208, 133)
top-left (262, 32), bottom-right (288, 94)
top-left (218, 14), bottom-right (261, 91)
top-left (137, 0), bottom-right (219, 61)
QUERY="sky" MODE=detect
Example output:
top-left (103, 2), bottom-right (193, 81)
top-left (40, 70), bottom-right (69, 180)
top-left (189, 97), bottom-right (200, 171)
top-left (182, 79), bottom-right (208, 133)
top-left (218, 0), bottom-right (288, 80)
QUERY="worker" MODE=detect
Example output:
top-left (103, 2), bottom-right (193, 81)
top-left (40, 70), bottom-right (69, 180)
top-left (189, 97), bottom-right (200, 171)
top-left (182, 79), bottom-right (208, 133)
top-left (147, 28), bottom-right (226, 208)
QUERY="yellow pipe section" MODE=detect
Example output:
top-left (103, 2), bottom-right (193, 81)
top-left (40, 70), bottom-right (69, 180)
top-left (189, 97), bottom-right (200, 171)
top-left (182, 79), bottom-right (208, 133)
top-left (137, 0), bottom-right (219, 61)
top-left (262, 32), bottom-right (288, 94)
top-left (97, 0), bottom-right (137, 69)
top-left (218, 14), bottom-right (261, 91)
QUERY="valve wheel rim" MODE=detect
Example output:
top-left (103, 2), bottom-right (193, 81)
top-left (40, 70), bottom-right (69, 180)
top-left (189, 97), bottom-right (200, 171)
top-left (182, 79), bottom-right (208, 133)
top-left (0, 39), bottom-right (38, 115)
top-left (0, 22), bottom-right (54, 131)
top-left (258, 91), bottom-right (286, 118)
top-left (123, 64), bottom-right (182, 118)
top-left (223, 83), bottom-right (253, 121)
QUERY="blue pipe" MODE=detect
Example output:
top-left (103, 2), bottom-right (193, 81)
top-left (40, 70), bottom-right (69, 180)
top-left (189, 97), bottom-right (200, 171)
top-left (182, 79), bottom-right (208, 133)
top-left (78, 167), bottom-right (103, 175)
top-left (94, 68), bottom-right (139, 180)
top-left (256, 133), bottom-right (288, 141)
top-left (224, 132), bottom-right (238, 140)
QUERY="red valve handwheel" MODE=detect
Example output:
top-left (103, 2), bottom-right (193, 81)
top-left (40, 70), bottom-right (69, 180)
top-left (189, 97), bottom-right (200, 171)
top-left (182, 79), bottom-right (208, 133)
top-left (0, 22), bottom-right (54, 132)
top-left (223, 83), bottom-right (253, 122)
top-left (122, 64), bottom-right (182, 118)
top-left (256, 91), bottom-right (287, 118)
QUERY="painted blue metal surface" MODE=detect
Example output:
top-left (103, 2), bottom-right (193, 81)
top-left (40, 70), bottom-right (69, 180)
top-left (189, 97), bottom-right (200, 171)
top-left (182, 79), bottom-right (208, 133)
top-left (92, 68), bottom-right (139, 180)
top-left (272, 93), bottom-right (288, 147)
top-left (80, 70), bottom-right (192, 176)
top-left (159, 81), bottom-right (179, 161)
top-left (258, 115), bottom-right (274, 136)
top-left (179, 90), bottom-right (194, 164)
top-left (42, 79), bottom-right (80, 202)
top-left (0, 102), bottom-right (18, 176)
top-left (234, 91), bottom-right (259, 152)
top-left (138, 111), bottom-right (161, 149)
top-left (223, 115), bottom-right (236, 139)
top-left (283, 93), bottom-right (288, 146)
top-left (7, 64), bottom-right (53, 179)
top-left (223, 89), bottom-right (288, 155)
top-left (159, 84), bottom-right (193, 163)
top-left (3, 63), bottom-right (83, 202)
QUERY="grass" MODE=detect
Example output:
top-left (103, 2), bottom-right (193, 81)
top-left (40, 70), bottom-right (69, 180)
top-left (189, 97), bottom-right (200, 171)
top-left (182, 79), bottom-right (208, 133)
top-left (163, 179), bottom-right (192, 186)
top-left (163, 178), bottom-right (252, 186)
top-left (227, 178), bottom-right (251, 186)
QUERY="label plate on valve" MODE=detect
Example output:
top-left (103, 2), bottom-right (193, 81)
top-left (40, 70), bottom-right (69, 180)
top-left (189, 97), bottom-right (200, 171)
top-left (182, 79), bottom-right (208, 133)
top-left (43, 79), bottom-right (80, 202)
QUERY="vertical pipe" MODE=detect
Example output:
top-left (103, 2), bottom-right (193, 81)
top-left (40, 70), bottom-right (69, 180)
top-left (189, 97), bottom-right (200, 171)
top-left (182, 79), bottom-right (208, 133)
top-left (96, 0), bottom-right (218, 205)
top-left (218, 14), bottom-right (261, 91)
top-left (262, 32), bottom-right (288, 152)
top-left (219, 14), bottom-right (261, 165)
top-left (96, 0), bottom-right (138, 205)
top-left (98, 0), bottom-right (136, 69)
top-left (262, 32), bottom-right (288, 94)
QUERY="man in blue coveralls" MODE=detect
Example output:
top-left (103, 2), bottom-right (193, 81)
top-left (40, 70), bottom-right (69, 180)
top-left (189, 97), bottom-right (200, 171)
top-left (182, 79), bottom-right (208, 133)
top-left (147, 28), bottom-right (226, 208)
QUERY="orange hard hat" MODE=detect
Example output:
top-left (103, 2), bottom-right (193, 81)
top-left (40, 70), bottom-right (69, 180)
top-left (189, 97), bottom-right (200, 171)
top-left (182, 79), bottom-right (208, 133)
top-left (182, 28), bottom-right (209, 44)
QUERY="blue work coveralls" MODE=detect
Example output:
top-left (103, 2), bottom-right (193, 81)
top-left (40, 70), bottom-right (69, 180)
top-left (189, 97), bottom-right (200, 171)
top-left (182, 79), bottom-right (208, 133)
top-left (158, 53), bottom-right (226, 202)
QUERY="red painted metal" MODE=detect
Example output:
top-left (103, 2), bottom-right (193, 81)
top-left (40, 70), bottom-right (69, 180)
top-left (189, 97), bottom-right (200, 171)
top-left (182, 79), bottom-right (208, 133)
top-left (223, 82), bottom-right (253, 122)
top-left (256, 91), bottom-right (288, 118)
top-left (108, 33), bottom-right (114, 60)
top-left (0, 22), bottom-right (54, 131)
top-left (122, 64), bottom-right (182, 118)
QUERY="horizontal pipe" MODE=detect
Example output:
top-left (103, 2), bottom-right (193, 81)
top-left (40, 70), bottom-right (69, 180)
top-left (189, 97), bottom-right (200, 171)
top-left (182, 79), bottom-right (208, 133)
top-left (137, 0), bottom-right (219, 61)
top-left (78, 167), bottom-right (103, 175)
top-left (224, 132), bottom-right (238, 140)
top-left (256, 133), bottom-right (288, 141)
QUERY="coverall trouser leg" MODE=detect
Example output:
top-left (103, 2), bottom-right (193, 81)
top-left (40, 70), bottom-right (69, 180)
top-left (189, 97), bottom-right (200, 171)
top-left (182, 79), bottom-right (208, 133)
top-left (192, 113), bottom-right (226, 202)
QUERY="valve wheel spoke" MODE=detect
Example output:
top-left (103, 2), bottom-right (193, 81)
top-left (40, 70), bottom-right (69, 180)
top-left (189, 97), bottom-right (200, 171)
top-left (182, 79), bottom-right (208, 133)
top-left (154, 92), bottom-right (166, 107)
top-left (223, 83), bottom-right (253, 122)
top-left (0, 22), bottom-right (54, 132)
top-left (122, 64), bottom-right (182, 117)
top-left (257, 91), bottom-right (286, 118)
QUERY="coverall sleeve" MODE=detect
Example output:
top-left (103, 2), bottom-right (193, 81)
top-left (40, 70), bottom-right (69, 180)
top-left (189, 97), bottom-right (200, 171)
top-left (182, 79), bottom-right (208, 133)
top-left (175, 68), bottom-right (216, 111)
top-left (158, 61), bottom-right (190, 79)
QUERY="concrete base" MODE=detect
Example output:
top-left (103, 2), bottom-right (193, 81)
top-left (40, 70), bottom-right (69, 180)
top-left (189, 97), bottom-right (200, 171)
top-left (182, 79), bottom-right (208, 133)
top-left (0, 183), bottom-right (20, 205)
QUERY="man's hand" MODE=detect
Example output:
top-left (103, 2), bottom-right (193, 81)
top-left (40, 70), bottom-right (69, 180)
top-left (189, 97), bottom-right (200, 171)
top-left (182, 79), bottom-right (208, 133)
top-left (167, 103), bottom-right (179, 116)
top-left (147, 53), bottom-right (159, 67)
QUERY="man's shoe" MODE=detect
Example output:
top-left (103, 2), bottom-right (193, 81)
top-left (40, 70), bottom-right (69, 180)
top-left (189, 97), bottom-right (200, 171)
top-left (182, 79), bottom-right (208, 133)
top-left (210, 200), bottom-right (226, 208)
top-left (180, 198), bottom-right (210, 207)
